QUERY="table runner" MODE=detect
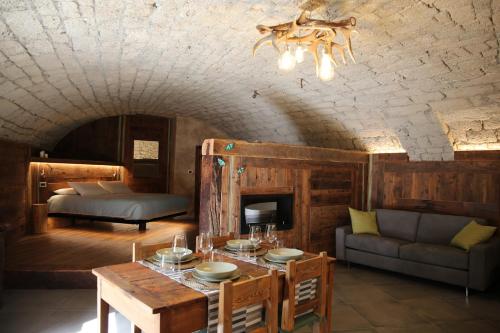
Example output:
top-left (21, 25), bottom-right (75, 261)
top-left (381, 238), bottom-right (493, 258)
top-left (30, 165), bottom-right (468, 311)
top-left (140, 257), bottom-right (263, 333)
top-left (140, 251), bottom-right (318, 332)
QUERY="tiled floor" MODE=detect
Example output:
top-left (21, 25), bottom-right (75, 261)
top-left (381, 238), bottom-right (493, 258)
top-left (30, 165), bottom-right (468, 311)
top-left (1, 263), bottom-right (499, 332)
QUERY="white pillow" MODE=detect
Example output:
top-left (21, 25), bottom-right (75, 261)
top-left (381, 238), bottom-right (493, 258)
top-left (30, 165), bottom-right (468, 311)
top-left (54, 187), bottom-right (78, 195)
top-left (68, 182), bottom-right (109, 196)
top-left (98, 181), bottom-right (133, 194)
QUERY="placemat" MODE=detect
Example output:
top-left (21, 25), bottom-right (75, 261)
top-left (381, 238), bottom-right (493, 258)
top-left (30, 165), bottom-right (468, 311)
top-left (144, 255), bottom-right (202, 270)
top-left (221, 246), bottom-right (269, 257)
top-left (140, 255), bottom-right (263, 333)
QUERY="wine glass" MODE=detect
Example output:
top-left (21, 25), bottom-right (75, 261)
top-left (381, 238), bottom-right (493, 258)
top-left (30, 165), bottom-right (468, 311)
top-left (265, 224), bottom-right (278, 248)
top-left (173, 234), bottom-right (188, 272)
top-left (249, 225), bottom-right (262, 258)
top-left (198, 232), bottom-right (213, 262)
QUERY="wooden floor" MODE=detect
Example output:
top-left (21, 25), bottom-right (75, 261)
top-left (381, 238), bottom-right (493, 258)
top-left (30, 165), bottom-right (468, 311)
top-left (6, 219), bottom-right (198, 276)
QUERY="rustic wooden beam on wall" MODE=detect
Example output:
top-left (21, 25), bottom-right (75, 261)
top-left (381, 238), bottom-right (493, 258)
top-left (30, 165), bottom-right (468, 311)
top-left (202, 139), bottom-right (368, 163)
top-left (199, 155), bottom-right (224, 235)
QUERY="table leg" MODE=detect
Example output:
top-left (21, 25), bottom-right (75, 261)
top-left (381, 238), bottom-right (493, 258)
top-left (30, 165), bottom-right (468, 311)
top-left (326, 261), bottom-right (335, 332)
top-left (98, 298), bottom-right (109, 333)
top-left (97, 278), bottom-right (109, 333)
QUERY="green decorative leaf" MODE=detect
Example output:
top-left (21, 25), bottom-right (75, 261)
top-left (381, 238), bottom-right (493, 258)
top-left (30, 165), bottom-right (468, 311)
top-left (237, 166), bottom-right (245, 175)
top-left (224, 143), bottom-right (235, 151)
top-left (217, 158), bottom-right (226, 167)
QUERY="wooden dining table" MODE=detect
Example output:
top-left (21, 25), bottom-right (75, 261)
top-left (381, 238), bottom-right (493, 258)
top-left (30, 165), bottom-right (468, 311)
top-left (92, 252), bottom-right (335, 333)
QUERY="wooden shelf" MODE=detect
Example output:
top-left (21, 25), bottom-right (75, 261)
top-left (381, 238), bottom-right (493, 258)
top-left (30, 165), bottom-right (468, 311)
top-left (30, 157), bottom-right (121, 166)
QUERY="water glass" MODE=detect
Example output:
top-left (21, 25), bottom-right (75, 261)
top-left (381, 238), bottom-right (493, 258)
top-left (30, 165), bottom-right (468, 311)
top-left (199, 232), bottom-right (213, 262)
top-left (249, 225), bottom-right (262, 257)
top-left (239, 241), bottom-right (249, 258)
top-left (173, 234), bottom-right (188, 272)
top-left (160, 254), bottom-right (173, 272)
top-left (265, 224), bottom-right (278, 247)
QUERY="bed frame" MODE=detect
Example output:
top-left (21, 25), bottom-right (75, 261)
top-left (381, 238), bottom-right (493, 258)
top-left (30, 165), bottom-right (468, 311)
top-left (32, 162), bottom-right (188, 231)
top-left (49, 210), bottom-right (188, 231)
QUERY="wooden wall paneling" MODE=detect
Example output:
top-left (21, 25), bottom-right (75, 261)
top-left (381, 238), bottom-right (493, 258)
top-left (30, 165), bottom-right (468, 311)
top-left (371, 152), bottom-right (500, 228)
top-left (371, 154), bottom-right (385, 209)
top-left (0, 140), bottom-right (30, 239)
top-left (199, 139), bottom-right (369, 254)
top-left (241, 156), bottom-right (363, 170)
top-left (363, 162), bottom-right (369, 210)
top-left (309, 206), bottom-right (349, 255)
top-left (122, 115), bottom-right (171, 193)
top-left (227, 156), bottom-right (241, 234)
top-left (301, 169), bottom-right (311, 252)
top-left (219, 157), bottom-right (231, 236)
top-left (293, 169), bottom-right (303, 249)
top-left (52, 116), bottom-right (121, 162)
top-left (31, 163), bottom-right (119, 204)
top-left (308, 164), bottom-right (363, 256)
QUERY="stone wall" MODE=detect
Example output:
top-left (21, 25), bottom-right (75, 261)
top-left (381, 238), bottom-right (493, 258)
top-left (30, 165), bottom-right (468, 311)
top-left (0, 0), bottom-right (498, 161)
top-left (171, 116), bottom-right (229, 215)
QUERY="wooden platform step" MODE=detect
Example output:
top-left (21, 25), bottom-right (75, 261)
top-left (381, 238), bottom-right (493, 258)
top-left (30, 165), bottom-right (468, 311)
top-left (5, 269), bottom-right (96, 289)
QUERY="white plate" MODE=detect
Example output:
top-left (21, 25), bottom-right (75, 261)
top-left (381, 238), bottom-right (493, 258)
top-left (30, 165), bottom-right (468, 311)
top-left (156, 247), bottom-right (193, 260)
top-left (264, 253), bottom-right (288, 264)
top-left (224, 245), bottom-right (261, 252)
top-left (192, 270), bottom-right (241, 282)
top-left (152, 254), bottom-right (195, 264)
top-left (226, 239), bottom-right (257, 249)
top-left (194, 262), bottom-right (238, 279)
top-left (267, 248), bottom-right (304, 261)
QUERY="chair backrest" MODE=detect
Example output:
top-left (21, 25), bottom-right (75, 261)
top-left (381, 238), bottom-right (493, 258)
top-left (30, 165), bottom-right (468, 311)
top-left (195, 232), bottom-right (234, 252)
top-left (132, 241), bottom-right (172, 262)
top-left (218, 269), bottom-right (279, 333)
top-left (281, 251), bottom-right (328, 331)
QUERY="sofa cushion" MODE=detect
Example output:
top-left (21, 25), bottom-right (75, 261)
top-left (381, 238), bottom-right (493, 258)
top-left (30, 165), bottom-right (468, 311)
top-left (375, 209), bottom-right (421, 242)
top-left (416, 213), bottom-right (486, 245)
top-left (399, 243), bottom-right (468, 270)
top-left (451, 221), bottom-right (497, 251)
top-left (349, 208), bottom-right (380, 236)
top-left (345, 234), bottom-right (408, 258)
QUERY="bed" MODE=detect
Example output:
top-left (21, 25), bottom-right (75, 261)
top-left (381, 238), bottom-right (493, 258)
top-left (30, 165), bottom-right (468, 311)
top-left (47, 193), bottom-right (189, 230)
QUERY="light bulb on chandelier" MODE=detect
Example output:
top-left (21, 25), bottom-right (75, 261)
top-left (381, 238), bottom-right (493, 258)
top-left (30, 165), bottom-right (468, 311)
top-left (295, 45), bottom-right (305, 63)
top-left (278, 46), bottom-right (296, 71)
top-left (253, 10), bottom-right (357, 81)
top-left (318, 51), bottom-right (334, 81)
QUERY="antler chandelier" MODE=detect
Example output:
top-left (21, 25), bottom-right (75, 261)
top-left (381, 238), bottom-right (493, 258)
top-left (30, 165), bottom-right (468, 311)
top-left (253, 10), bottom-right (357, 81)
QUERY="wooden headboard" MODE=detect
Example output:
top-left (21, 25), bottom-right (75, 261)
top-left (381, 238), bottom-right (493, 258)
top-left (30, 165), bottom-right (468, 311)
top-left (30, 162), bottom-right (121, 204)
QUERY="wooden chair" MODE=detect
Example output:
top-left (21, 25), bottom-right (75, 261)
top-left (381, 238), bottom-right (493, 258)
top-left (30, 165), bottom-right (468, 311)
top-left (195, 232), bottom-right (234, 252)
top-left (281, 252), bottom-right (329, 333)
top-left (218, 269), bottom-right (279, 333)
top-left (131, 241), bottom-right (173, 333)
top-left (132, 241), bottom-right (172, 262)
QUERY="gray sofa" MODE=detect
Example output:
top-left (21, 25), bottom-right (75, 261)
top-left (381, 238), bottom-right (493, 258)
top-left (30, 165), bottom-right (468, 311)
top-left (336, 209), bottom-right (500, 292)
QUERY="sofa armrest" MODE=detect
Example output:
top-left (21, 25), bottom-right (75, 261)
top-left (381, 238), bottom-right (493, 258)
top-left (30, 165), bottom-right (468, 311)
top-left (336, 225), bottom-right (353, 260)
top-left (468, 237), bottom-right (500, 291)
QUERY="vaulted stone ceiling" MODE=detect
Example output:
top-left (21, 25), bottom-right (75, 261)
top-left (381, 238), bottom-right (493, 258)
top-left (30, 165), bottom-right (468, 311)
top-left (0, 0), bottom-right (499, 160)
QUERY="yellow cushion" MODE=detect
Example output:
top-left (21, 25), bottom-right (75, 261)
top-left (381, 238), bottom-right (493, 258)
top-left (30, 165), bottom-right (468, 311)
top-left (349, 207), bottom-right (380, 236)
top-left (451, 220), bottom-right (497, 251)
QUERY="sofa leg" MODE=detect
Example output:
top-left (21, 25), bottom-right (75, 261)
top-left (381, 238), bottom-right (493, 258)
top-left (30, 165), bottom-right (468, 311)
top-left (465, 287), bottom-right (469, 298)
